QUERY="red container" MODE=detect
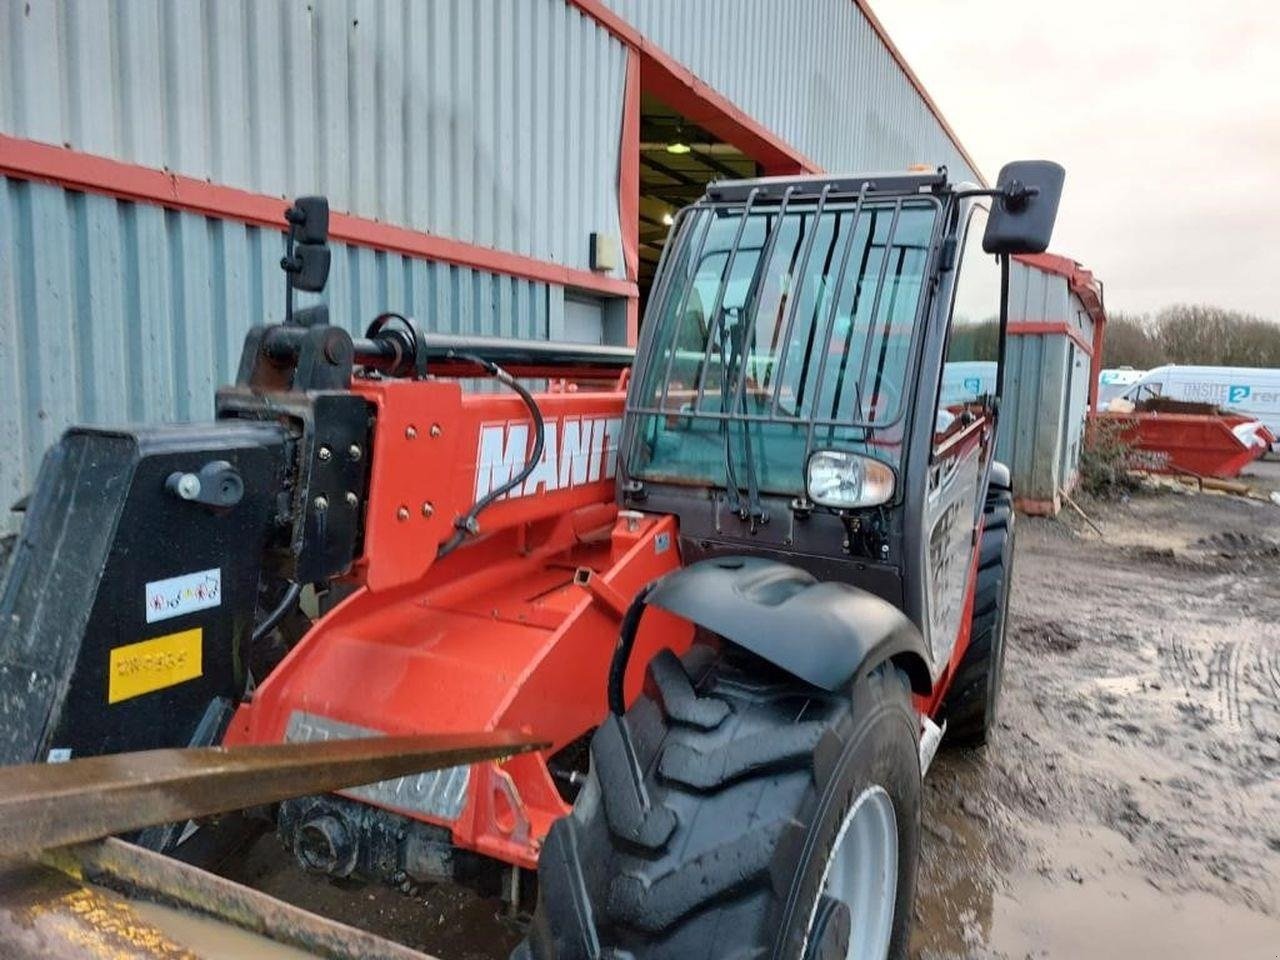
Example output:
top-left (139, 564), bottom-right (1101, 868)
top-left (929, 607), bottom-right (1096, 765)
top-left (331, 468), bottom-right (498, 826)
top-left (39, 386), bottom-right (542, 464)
top-left (1097, 411), bottom-right (1274, 479)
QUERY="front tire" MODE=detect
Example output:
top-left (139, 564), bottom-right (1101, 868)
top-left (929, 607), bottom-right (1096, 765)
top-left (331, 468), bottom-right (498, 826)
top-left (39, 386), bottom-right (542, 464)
top-left (517, 647), bottom-right (921, 960)
top-left (936, 482), bottom-right (1015, 747)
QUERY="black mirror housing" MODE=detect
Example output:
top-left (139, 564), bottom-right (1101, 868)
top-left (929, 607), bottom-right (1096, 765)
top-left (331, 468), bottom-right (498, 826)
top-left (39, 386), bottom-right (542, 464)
top-left (289, 243), bottom-right (331, 292)
top-left (982, 160), bottom-right (1064, 255)
top-left (287, 196), bottom-right (330, 244)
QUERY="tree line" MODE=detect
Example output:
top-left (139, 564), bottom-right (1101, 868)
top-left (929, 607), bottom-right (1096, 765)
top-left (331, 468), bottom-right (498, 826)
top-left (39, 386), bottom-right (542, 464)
top-left (1101, 304), bottom-right (1280, 370)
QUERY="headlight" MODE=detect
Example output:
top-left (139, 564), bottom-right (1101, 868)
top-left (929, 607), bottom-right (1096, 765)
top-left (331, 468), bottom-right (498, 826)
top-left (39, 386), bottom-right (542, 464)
top-left (806, 450), bottom-right (895, 509)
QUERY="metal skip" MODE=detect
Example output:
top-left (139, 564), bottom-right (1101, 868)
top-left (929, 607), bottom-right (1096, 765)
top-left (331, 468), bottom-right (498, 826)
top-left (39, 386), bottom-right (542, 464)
top-left (0, 731), bottom-right (546, 958)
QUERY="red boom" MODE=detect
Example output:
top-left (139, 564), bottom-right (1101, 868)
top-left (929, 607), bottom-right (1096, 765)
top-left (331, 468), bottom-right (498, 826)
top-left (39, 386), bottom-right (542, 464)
top-left (224, 378), bottom-right (691, 866)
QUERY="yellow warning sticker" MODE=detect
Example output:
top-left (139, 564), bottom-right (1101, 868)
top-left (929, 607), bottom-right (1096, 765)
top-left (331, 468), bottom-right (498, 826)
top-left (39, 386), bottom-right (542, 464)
top-left (107, 628), bottom-right (203, 704)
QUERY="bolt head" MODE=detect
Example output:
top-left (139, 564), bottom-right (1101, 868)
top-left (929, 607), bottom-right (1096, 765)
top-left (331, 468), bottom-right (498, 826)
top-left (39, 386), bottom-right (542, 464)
top-left (429, 423), bottom-right (442, 438)
top-left (405, 425), bottom-right (418, 440)
top-left (313, 495), bottom-right (329, 511)
top-left (347, 443), bottom-right (362, 461)
top-left (396, 505), bottom-right (410, 521)
top-left (176, 473), bottom-right (201, 500)
top-left (345, 491), bottom-right (359, 507)
top-left (318, 445), bottom-right (332, 461)
top-left (421, 501), bottom-right (434, 517)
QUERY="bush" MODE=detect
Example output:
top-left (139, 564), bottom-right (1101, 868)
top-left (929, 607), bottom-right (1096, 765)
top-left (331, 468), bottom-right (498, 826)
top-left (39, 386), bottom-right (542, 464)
top-left (1079, 417), bottom-right (1142, 498)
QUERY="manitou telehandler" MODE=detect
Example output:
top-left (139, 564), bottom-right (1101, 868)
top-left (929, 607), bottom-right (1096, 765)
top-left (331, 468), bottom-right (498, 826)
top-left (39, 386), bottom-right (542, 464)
top-left (0, 160), bottom-right (1062, 959)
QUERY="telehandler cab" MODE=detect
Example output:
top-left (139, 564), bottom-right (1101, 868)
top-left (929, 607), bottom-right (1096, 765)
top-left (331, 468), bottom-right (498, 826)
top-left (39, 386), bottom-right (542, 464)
top-left (0, 160), bottom-right (1063, 959)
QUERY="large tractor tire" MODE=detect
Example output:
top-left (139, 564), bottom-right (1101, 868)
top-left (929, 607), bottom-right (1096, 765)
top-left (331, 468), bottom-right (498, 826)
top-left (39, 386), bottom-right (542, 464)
top-left (936, 481), bottom-right (1014, 748)
top-left (517, 646), bottom-right (921, 960)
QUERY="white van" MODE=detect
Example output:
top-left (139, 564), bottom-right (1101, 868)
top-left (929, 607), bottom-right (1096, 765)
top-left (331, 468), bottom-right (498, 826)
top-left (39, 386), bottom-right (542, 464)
top-left (1097, 367), bottom-right (1145, 409)
top-left (1119, 364), bottom-right (1280, 447)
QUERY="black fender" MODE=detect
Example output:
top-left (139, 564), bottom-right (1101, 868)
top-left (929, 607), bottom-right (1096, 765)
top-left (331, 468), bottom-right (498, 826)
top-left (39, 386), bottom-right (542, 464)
top-left (645, 556), bottom-right (932, 696)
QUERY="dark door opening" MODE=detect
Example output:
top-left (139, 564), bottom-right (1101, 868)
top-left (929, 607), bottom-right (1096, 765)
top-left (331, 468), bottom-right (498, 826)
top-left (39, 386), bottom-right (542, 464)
top-left (638, 93), bottom-right (758, 309)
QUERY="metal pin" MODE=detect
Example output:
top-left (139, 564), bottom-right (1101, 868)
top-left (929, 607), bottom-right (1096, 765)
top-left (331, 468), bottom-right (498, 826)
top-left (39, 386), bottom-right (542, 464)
top-left (397, 505), bottom-right (410, 521)
top-left (314, 495), bottom-right (329, 511)
top-left (345, 492), bottom-right (359, 507)
top-left (429, 424), bottom-right (442, 438)
top-left (318, 445), bottom-right (332, 461)
top-left (348, 444), bottom-right (362, 461)
top-left (405, 425), bottom-right (418, 440)
top-left (421, 502), bottom-right (434, 517)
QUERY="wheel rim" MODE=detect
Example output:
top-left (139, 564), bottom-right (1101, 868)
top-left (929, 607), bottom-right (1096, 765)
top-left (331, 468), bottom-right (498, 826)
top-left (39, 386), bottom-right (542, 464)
top-left (804, 785), bottom-right (898, 960)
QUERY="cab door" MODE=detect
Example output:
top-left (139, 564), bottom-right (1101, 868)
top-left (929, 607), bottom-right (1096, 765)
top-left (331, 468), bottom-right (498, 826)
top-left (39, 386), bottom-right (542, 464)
top-left (922, 205), bottom-right (1002, 669)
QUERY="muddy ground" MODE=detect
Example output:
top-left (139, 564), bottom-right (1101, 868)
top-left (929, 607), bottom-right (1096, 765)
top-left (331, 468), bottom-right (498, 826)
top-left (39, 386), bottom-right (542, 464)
top-left (225, 467), bottom-right (1280, 959)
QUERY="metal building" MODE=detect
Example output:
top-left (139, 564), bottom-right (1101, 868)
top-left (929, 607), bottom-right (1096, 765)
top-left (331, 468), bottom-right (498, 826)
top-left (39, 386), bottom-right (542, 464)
top-left (998, 254), bottom-right (1108, 514)
top-left (0, 0), bottom-right (983, 525)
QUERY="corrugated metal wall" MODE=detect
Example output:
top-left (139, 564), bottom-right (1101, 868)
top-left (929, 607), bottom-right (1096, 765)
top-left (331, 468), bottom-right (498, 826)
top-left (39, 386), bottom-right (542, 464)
top-left (1, 0), bottom-right (628, 275)
top-left (0, 175), bottom-right (551, 523)
top-left (601, 0), bottom-right (981, 183)
top-left (997, 260), bottom-right (1094, 509)
top-left (0, 0), bottom-right (990, 527)
top-left (0, 0), bottom-right (628, 528)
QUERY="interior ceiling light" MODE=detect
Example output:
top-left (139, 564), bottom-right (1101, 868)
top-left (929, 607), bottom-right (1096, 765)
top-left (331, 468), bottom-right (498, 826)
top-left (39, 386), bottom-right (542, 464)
top-left (665, 121), bottom-right (692, 155)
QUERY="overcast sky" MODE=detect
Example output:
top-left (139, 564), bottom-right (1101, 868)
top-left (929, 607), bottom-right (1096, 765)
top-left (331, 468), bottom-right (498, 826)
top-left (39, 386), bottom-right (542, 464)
top-left (872, 0), bottom-right (1280, 321)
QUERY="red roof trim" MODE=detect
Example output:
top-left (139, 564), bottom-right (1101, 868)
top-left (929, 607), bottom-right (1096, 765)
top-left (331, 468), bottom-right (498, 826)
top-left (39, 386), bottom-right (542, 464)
top-left (570, 0), bottom-right (985, 184)
top-left (0, 134), bottom-right (637, 299)
top-left (1014, 252), bottom-right (1107, 332)
top-left (568, 0), bottom-right (818, 174)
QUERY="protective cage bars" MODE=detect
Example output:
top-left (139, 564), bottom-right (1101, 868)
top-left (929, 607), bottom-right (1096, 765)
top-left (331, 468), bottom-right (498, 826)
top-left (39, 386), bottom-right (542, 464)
top-left (627, 187), bottom-right (944, 473)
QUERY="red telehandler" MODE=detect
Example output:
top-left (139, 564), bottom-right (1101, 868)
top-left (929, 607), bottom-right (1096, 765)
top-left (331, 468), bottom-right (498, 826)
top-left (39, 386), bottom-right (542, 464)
top-left (0, 161), bottom-right (1062, 958)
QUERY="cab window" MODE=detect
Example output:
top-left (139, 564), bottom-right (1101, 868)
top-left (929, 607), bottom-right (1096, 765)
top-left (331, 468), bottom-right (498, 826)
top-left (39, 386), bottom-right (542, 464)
top-left (934, 206), bottom-right (1000, 446)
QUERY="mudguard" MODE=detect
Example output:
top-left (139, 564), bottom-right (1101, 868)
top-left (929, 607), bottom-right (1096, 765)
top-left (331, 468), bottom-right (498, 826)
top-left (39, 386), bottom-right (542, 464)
top-left (647, 556), bottom-right (931, 695)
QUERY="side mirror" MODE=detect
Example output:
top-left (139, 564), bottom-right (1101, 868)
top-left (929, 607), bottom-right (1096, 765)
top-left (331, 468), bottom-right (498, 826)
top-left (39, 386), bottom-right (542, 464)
top-left (280, 196), bottom-right (332, 300)
top-left (982, 160), bottom-right (1064, 255)
top-left (286, 196), bottom-right (329, 244)
top-left (288, 243), bottom-right (331, 292)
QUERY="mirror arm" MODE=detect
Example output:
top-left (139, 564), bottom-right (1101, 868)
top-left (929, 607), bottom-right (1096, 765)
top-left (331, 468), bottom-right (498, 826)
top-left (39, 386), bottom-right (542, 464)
top-left (952, 184), bottom-right (1041, 209)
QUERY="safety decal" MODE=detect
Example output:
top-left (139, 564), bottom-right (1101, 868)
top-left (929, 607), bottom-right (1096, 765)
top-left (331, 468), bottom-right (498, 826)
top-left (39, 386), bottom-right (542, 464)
top-left (145, 567), bottom-right (221, 623)
top-left (107, 628), bottom-right (203, 704)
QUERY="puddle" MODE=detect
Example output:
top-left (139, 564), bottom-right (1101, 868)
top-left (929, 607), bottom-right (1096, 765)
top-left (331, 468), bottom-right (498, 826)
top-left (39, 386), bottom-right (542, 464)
top-left (131, 899), bottom-right (320, 959)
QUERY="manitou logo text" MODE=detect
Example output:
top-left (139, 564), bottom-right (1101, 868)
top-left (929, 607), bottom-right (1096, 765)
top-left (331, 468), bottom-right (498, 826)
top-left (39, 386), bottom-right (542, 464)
top-left (474, 416), bottom-right (623, 500)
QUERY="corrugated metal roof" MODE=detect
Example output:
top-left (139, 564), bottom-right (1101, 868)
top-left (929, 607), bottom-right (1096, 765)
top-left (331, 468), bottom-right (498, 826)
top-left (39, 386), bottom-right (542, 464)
top-left (600, 0), bottom-right (982, 183)
top-left (0, 176), bottom-right (550, 526)
top-left (0, 0), bottom-right (628, 276)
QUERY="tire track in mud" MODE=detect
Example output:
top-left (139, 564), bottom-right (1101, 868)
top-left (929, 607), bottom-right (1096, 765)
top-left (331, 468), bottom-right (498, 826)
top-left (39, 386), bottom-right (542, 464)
top-left (1160, 628), bottom-right (1278, 735)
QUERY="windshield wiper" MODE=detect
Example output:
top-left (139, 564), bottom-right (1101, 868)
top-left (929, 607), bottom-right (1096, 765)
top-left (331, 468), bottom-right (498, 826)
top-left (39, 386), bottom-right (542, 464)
top-left (718, 313), bottom-right (744, 518)
top-left (723, 312), bottom-right (768, 530)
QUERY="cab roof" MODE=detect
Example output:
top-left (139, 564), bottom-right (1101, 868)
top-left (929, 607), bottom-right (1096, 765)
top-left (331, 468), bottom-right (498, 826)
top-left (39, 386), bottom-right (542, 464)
top-left (705, 169), bottom-right (949, 203)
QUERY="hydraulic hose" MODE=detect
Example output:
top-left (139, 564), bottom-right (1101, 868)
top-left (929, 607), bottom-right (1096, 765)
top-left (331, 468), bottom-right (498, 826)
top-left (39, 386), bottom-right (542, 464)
top-left (436, 353), bottom-right (546, 558)
top-left (251, 581), bottom-right (302, 646)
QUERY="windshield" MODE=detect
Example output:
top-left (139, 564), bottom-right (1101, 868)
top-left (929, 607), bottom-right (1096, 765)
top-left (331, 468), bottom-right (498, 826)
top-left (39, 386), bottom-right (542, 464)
top-left (628, 196), bottom-right (939, 497)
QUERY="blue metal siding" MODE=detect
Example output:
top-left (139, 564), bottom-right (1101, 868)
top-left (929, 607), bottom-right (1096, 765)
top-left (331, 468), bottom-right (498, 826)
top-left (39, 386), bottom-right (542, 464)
top-left (1, 0), bottom-right (628, 276)
top-left (0, 176), bottom-right (550, 525)
top-left (601, 0), bottom-right (981, 182)
top-left (997, 259), bottom-right (1096, 508)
